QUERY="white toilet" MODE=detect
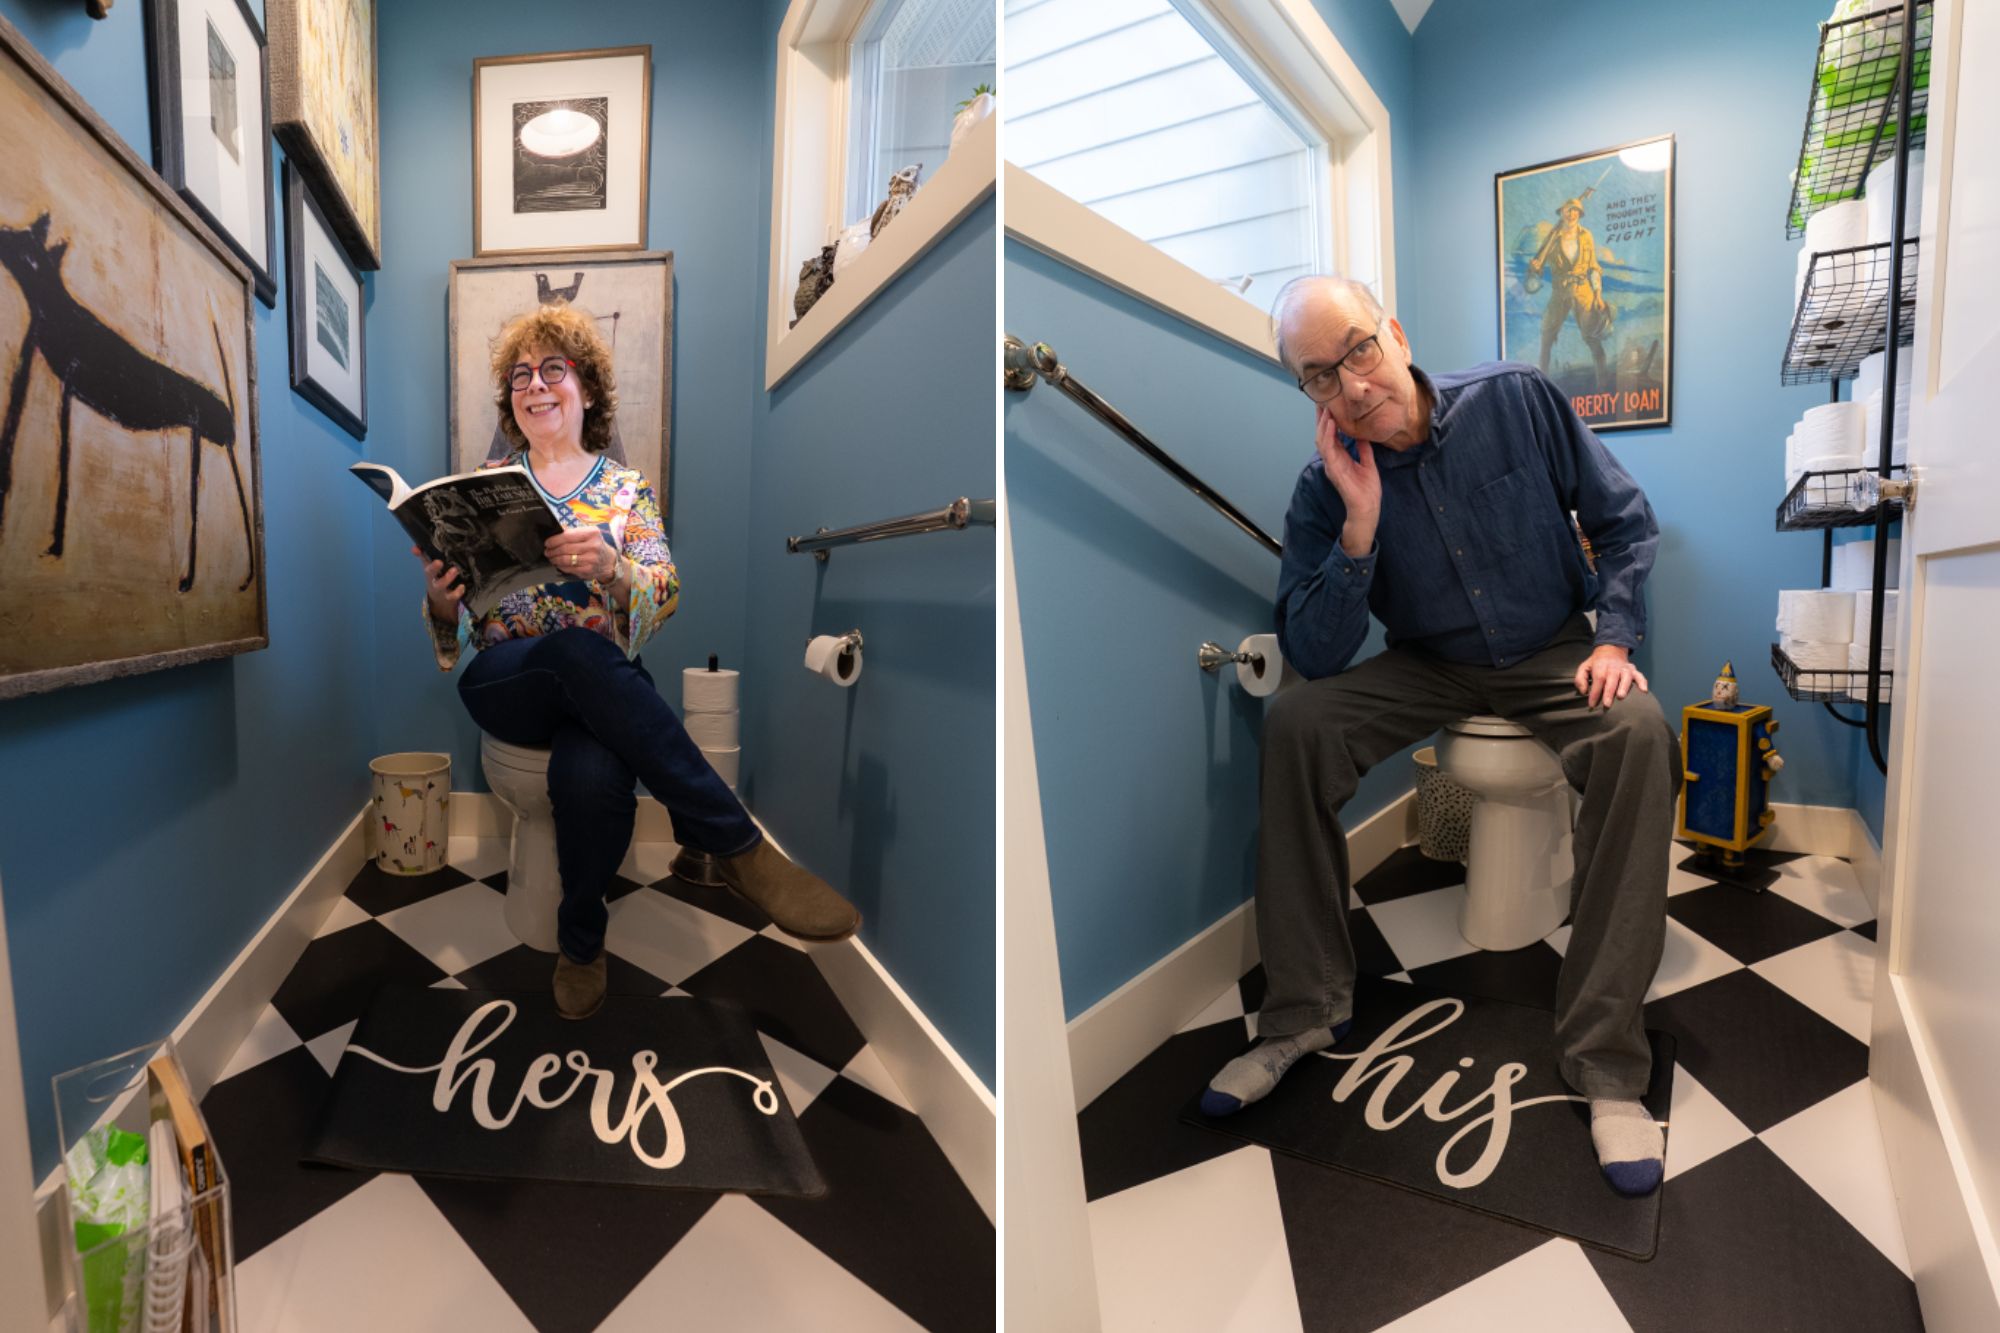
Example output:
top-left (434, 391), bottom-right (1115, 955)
top-left (1433, 716), bottom-right (1575, 951)
top-left (480, 734), bottom-right (561, 952)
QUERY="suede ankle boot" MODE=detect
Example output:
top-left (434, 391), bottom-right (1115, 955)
top-left (718, 840), bottom-right (861, 941)
top-left (553, 949), bottom-right (607, 1019)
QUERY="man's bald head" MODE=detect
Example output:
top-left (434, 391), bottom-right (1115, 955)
top-left (1270, 276), bottom-right (1385, 377)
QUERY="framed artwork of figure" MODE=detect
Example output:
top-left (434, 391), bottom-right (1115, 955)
top-left (472, 46), bottom-right (652, 257)
top-left (144, 0), bottom-right (277, 306)
top-left (268, 0), bottom-right (380, 270)
top-left (1496, 135), bottom-right (1674, 432)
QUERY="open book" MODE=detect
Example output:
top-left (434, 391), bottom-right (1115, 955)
top-left (351, 462), bottom-right (568, 618)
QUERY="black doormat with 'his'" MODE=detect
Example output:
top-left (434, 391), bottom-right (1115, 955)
top-left (306, 984), bottom-right (824, 1197)
top-left (1183, 976), bottom-right (1674, 1259)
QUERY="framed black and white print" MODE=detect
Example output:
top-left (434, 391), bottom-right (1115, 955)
top-left (143, 0), bottom-right (277, 306)
top-left (472, 46), bottom-right (651, 257)
top-left (285, 161), bottom-right (366, 438)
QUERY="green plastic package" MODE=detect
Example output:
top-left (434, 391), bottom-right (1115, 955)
top-left (64, 1125), bottom-right (149, 1333)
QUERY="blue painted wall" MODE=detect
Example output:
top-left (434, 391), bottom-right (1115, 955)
top-left (1405, 0), bottom-right (1870, 817)
top-left (1006, 0), bottom-right (1417, 1019)
top-left (746, 0), bottom-right (996, 1086)
top-left (0, 0), bottom-right (377, 1176)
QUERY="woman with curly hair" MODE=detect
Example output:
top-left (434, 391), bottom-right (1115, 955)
top-left (415, 304), bottom-right (859, 1019)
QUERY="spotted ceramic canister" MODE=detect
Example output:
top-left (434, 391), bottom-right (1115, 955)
top-left (369, 752), bottom-right (451, 875)
top-left (1412, 746), bottom-right (1475, 863)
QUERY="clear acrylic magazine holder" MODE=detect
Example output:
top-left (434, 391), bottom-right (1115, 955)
top-left (52, 1038), bottom-right (236, 1333)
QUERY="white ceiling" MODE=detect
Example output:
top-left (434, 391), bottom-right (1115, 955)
top-left (1390, 0), bottom-right (1435, 34)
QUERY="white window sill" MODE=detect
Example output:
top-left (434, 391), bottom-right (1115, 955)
top-left (766, 112), bottom-right (996, 391)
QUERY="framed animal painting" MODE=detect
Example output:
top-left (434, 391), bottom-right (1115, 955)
top-left (472, 46), bottom-right (651, 257)
top-left (285, 162), bottom-right (365, 439)
top-left (0, 13), bottom-right (265, 699)
top-left (268, 0), bottom-right (379, 270)
top-left (143, 0), bottom-right (277, 307)
top-left (447, 250), bottom-right (672, 506)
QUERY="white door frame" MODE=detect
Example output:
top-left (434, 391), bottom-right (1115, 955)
top-left (1869, 0), bottom-right (2000, 1325)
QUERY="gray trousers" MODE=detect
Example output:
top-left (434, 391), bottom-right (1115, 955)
top-left (1255, 615), bottom-right (1681, 1099)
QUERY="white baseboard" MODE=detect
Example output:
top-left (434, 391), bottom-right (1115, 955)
top-left (1065, 791), bottom-right (1416, 1111)
top-left (1765, 801), bottom-right (1861, 858)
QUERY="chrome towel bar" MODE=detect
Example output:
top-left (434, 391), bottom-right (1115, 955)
top-left (787, 497), bottom-right (996, 561)
top-left (1003, 335), bottom-right (1282, 557)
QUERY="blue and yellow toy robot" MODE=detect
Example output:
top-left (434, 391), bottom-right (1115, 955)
top-left (1679, 663), bottom-right (1785, 881)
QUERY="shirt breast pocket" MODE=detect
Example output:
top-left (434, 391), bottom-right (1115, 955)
top-left (1470, 467), bottom-right (1553, 555)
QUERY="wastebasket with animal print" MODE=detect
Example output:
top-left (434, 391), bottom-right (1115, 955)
top-left (1413, 746), bottom-right (1473, 863)
top-left (369, 753), bottom-right (451, 874)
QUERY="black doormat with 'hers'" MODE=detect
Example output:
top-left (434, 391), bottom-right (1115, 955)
top-left (1184, 975), bottom-right (1674, 1259)
top-left (306, 984), bottom-right (824, 1197)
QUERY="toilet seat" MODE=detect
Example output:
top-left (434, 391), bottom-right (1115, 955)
top-left (481, 735), bottom-right (552, 770)
top-left (1446, 714), bottom-right (1532, 738)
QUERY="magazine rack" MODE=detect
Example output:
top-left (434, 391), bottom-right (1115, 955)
top-left (52, 1039), bottom-right (236, 1333)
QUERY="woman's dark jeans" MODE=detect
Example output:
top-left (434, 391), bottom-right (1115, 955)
top-left (458, 628), bottom-right (760, 963)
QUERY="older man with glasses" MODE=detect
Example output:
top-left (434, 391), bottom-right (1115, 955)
top-left (1198, 275), bottom-right (1677, 1198)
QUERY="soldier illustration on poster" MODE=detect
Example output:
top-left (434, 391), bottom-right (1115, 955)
top-left (1497, 135), bottom-right (1674, 431)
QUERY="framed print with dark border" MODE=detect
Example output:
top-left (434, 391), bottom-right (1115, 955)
top-left (285, 161), bottom-right (365, 439)
top-left (448, 249), bottom-right (672, 506)
top-left (268, 0), bottom-right (380, 270)
top-left (473, 46), bottom-right (652, 257)
top-left (0, 11), bottom-right (266, 698)
top-left (1496, 135), bottom-right (1673, 432)
top-left (143, 0), bottom-right (276, 307)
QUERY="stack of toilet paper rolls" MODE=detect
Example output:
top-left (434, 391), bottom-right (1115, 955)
top-left (1776, 589), bottom-right (1896, 698)
top-left (1795, 199), bottom-right (1868, 315)
top-left (1830, 536), bottom-right (1900, 591)
top-left (683, 665), bottom-right (741, 791)
top-left (1865, 151), bottom-right (1923, 246)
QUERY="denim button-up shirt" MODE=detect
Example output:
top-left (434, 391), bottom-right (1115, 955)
top-left (1275, 361), bottom-right (1659, 680)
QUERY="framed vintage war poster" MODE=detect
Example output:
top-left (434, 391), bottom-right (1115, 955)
top-left (1496, 134), bottom-right (1674, 432)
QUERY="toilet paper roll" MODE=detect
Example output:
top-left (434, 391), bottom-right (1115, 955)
top-left (683, 667), bottom-right (740, 713)
top-left (1851, 591), bottom-right (1902, 643)
top-left (1806, 199), bottom-right (1869, 256)
top-left (702, 745), bottom-right (741, 789)
top-left (1233, 634), bottom-right (1289, 697)
top-left (1831, 538), bottom-right (1901, 591)
top-left (804, 634), bottom-right (863, 687)
top-left (685, 709), bottom-right (739, 750)
top-left (1782, 636), bottom-right (1851, 670)
top-left (1854, 351), bottom-right (1912, 404)
top-left (1866, 150), bottom-right (1924, 244)
top-left (1776, 590), bottom-right (1856, 641)
top-left (1847, 642), bottom-right (1897, 673)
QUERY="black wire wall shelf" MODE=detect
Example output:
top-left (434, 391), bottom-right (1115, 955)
top-left (1787, 1), bottom-right (1932, 237)
top-left (1771, 642), bottom-right (1894, 705)
top-left (1783, 240), bottom-right (1919, 384)
top-left (1776, 465), bottom-right (1907, 530)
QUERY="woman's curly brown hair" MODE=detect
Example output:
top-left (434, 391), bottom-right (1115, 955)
top-left (489, 304), bottom-right (620, 454)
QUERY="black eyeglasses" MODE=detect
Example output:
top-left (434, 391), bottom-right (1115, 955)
top-left (1297, 327), bottom-right (1385, 403)
top-left (509, 356), bottom-right (575, 392)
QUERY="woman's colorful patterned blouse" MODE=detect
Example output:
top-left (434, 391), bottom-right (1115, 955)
top-left (426, 451), bottom-right (678, 669)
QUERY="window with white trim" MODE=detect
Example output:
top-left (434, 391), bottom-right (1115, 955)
top-left (1002, 0), bottom-right (1394, 359)
top-left (1008, 0), bottom-right (1325, 299)
top-left (844, 0), bottom-right (995, 228)
top-left (767, 0), bottom-right (998, 388)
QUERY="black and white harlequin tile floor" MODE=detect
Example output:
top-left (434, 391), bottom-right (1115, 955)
top-left (201, 837), bottom-right (994, 1333)
top-left (1080, 843), bottom-right (1925, 1332)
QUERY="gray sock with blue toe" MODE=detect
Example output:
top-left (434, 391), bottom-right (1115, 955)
top-left (1590, 1098), bottom-right (1665, 1196)
top-left (1200, 1019), bottom-right (1350, 1116)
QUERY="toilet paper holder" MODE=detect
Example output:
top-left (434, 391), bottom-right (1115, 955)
top-left (1198, 640), bottom-right (1262, 673)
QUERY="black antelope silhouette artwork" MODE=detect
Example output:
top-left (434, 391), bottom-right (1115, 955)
top-left (0, 212), bottom-right (254, 592)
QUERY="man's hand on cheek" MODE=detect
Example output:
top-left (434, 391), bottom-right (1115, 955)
top-left (1574, 644), bottom-right (1648, 709)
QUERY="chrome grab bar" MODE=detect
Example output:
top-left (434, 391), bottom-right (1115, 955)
top-left (786, 497), bottom-right (996, 562)
top-left (1003, 335), bottom-right (1282, 557)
